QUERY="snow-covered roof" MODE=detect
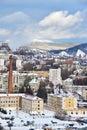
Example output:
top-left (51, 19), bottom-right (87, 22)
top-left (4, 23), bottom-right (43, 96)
top-left (63, 78), bottom-right (73, 82)
top-left (29, 78), bottom-right (38, 83)
top-left (22, 94), bottom-right (42, 100)
top-left (0, 93), bottom-right (24, 97)
top-left (66, 85), bottom-right (87, 88)
top-left (49, 92), bottom-right (75, 98)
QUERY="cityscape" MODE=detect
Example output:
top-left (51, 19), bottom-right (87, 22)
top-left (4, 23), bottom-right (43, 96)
top-left (0, 0), bottom-right (87, 130)
top-left (0, 42), bottom-right (87, 130)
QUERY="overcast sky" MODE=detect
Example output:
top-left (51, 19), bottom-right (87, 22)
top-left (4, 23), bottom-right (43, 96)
top-left (0, 0), bottom-right (87, 49)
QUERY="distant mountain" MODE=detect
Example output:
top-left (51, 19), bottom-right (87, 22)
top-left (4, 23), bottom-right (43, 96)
top-left (50, 43), bottom-right (87, 55)
top-left (26, 41), bottom-right (77, 51)
top-left (65, 43), bottom-right (87, 55)
top-left (58, 51), bottom-right (69, 57)
top-left (76, 49), bottom-right (86, 57)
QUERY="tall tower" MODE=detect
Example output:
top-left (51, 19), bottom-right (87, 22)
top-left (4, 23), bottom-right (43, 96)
top-left (8, 55), bottom-right (13, 93)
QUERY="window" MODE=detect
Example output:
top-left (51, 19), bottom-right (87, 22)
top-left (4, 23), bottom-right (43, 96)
top-left (71, 112), bottom-right (73, 114)
top-left (83, 112), bottom-right (85, 114)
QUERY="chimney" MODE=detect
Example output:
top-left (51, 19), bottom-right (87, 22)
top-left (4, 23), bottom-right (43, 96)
top-left (8, 55), bottom-right (13, 93)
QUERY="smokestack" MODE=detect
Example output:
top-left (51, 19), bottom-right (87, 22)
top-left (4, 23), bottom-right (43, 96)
top-left (8, 55), bottom-right (13, 93)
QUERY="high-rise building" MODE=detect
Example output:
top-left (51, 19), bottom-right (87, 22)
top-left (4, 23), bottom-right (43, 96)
top-left (49, 68), bottom-right (62, 94)
top-left (16, 59), bottom-right (22, 70)
top-left (49, 68), bottom-right (62, 85)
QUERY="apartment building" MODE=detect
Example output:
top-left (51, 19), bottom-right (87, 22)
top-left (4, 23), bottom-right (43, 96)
top-left (0, 93), bottom-right (44, 114)
top-left (48, 94), bottom-right (77, 111)
top-left (0, 71), bottom-right (26, 92)
top-left (66, 109), bottom-right (87, 115)
top-left (0, 94), bottom-right (22, 110)
top-left (22, 94), bottom-right (43, 114)
top-left (49, 68), bottom-right (62, 86)
top-left (48, 93), bottom-right (87, 115)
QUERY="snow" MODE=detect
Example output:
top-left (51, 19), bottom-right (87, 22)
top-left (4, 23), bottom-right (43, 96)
top-left (63, 78), bottom-right (73, 82)
top-left (29, 78), bottom-right (38, 83)
top-left (0, 93), bottom-right (24, 97)
top-left (1, 109), bottom-right (87, 130)
top-left (58, 51), bottom-right (69, 57)
top-left (22, 94), bottom-right (42, 100)
top-left (76, 49), bottom-right (86, 57)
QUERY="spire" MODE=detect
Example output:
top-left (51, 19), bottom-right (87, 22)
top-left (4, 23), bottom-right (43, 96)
top-left (8, 55), bottom-right (13, 93)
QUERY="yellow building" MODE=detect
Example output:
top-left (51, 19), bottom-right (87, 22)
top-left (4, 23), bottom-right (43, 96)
top-left (48, 94), bottom-right (77, 112)
top-left (29, 71), bottom-right (48, 78)
top-left (48, 94), bottom-right (77, 110)
top-left (22, 94), bottom-right (44, 114)
top-left (66, 108), bottom-right (87, 115)
top-left (48, 93), bottom-right (87, 115)
top-left (0, 94), bottom-right (22, 110)
top-left (62, 97), bottom-right (77, 110)
top-left (0, 94), bottom-right (44, 114)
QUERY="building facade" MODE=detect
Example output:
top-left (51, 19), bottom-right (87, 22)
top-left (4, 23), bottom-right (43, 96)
top-left (0, 94), bottom-right (22, 110)
top-left (49, 68), bottom-right (62, 85)
top-left (48, 93), bottom-right (87, 115)
top-left (0, 94), bottom-right (44, 114)
top-left (22, 94), bottom-right (44, 114)
top-left (48, 94), bottom-right (77, 111)
top-left (0, 71), bottom-right (26, 93)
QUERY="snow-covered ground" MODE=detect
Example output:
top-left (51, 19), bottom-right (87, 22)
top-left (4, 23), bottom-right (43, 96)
top-left (1, 109), bottom-right (87, 130)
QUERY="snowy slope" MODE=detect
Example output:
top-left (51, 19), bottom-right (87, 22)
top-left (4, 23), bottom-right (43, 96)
top-left (76, 49), bottom-right (86, 57)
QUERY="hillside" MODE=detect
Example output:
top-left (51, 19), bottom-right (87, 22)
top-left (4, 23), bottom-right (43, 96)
top-left (65, 43), bottom-right (87, 54)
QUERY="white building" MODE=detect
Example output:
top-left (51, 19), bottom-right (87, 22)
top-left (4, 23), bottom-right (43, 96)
top-left (49, 68), bottom-right (62, 85)
top-left (16, 59), bottom-right (22, 70)
top-left (49, 68), bottom-right (62, 94)
top-left (0, 59), bottom-right (4, 66)
top-left (0, 71), bottom-right (26, 92)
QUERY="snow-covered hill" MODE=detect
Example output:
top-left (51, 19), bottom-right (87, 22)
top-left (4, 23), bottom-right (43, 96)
top-left (58, 51), bottom-right (69, 57)
top-left (76, 49), bottom-right (86, 57)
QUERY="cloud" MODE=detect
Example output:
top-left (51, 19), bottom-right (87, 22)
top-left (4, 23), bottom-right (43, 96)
top-left (38, 10), bottom-right (87, 40)
top-left (32, 39), bottom-right (53, 43)
top-left (39, 11), bottom-right (83, 27)
top-left (0, 11), bottom-right (29, 24)
top-left (0, 28), bottom-right (10, 36)
top-left (0, 9), bottom-right (87, 49)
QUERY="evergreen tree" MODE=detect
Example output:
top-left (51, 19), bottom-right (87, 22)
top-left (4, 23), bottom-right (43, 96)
top-left (19, 86), bottom-right (24, 93)
top-left (24, 76), bottom-right (32, 86)
top-left (26, 86), bottom-right (33, 95)
top-left (37, 81), bottom-right (47, 102)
